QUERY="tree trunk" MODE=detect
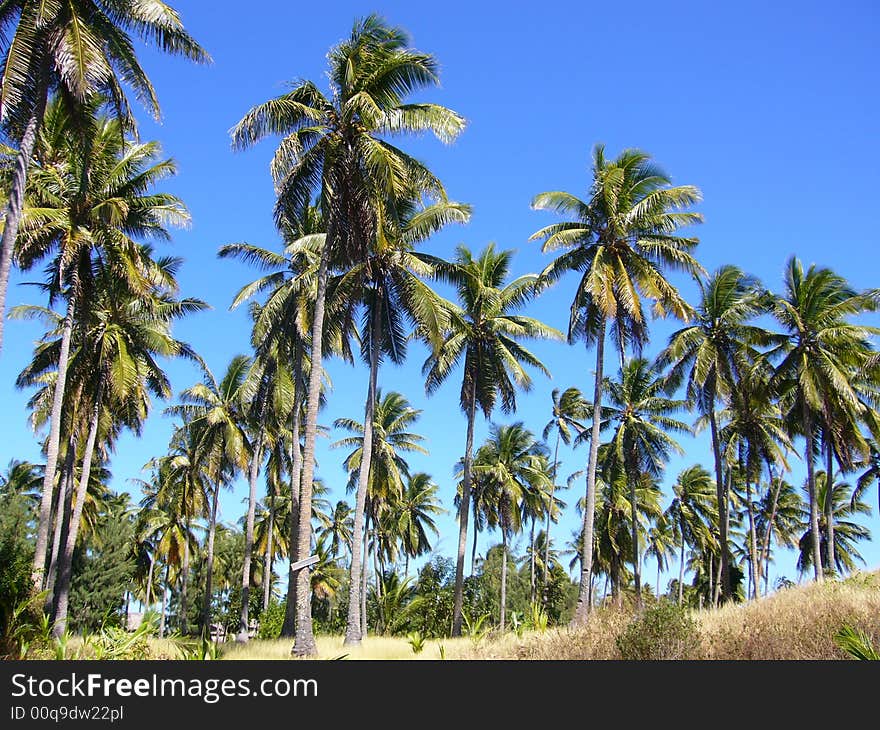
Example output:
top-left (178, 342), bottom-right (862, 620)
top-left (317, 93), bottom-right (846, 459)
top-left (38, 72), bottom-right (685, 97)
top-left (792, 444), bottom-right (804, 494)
top-left (628, 460), bottom-right (642, 610)
top-left (145, 552), bottom-right (155, 609)
top-left (45, 438), bottom-right (75, 607)
top-left (281, 356), bottom-right (302, 638)
top-left (159, 564), bottom-right (170, 638)
top-left (500, 520), bottom-right (508, 632)
top-left (745, 475), bottom-right (759, 599)
top-left (708, 397), bottom-right (732, 601)
top-left (52, 377), bottom-right (103, 637)
top-left (708, 553), bottom-right (714, 607)
top-left (543, 431), bottom-right (561, 606)
top-left (824, 437), bottom-right (835, 575)
top-left (573, 318), bottom-right (605, 624)
top-left (237, 429), bottom-right (264, 643)
top-left (344, 299), bottom-right (382, 645)
top-left (528, 515), bottom-right (536, 605)
top-left (451, 387), bottom-right (478, 636)
top-left (678, 517), bottom-right (686, 605)
top-left (180, 530), bottom-right (190, 634)
top-left (0, 73), bottom-right (48, 354)
top-left (32, 296), bottom-right (76, 591)
top-left (290, 239), bottom-right (330, 657)
top-left (758, 461), bottom-right (782, 595)
top-left (201, 483), bottom-right (221, 634)
top-left (610, 554), bottom-right (621, 607)
top-left (263, 497), bottom-right (275, 613)
top-left (803, 406), bottom-right (824, 582)
top-left (470, 500), bottom-right (479, 575)
top-left (360, 506), bottom-right (370, 637)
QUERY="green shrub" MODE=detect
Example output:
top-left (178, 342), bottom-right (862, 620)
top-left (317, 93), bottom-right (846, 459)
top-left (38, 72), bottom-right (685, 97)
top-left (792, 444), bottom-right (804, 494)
top-left (616, 602), bottom-right (701, 660)
top-left (257, 600), bottom-right (285, 639)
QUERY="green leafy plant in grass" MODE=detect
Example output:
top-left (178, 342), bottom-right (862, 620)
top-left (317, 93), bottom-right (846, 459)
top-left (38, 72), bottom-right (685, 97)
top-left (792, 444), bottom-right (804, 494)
top-left (462, 612), bottom-right (492, 647)
top-left (438, 644), bottom-right (446, 660)
top-left (510, 611), bottom-right (525, 639)
top-left (87, 611), bottom-right (158, 660)
top-left (616, 602), bottom-right (701, 660)
top-left (835, 625), bottom-right (880, 660)
top-left (529, 602), bottom-right (549, 634)
top-left (407, 631), bottom-right (426, 654)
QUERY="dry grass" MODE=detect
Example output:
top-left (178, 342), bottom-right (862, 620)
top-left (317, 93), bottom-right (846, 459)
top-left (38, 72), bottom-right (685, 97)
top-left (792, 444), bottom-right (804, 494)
top-left (127, 571), bottom-right (880, 660)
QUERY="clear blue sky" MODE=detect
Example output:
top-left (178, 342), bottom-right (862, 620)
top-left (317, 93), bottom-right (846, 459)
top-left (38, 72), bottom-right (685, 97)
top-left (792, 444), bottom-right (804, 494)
top-left (1, 0), bottom-right (878, 592)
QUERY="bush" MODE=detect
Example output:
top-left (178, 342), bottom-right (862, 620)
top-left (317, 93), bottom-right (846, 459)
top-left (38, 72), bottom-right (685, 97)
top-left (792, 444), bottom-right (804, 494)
top-left (616, 602), bottom-right (701, 660)
top-left (257, 600), bottom-right (285, 640)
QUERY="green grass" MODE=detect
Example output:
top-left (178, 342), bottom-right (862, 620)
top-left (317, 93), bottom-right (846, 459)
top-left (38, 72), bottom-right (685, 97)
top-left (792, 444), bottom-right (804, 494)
top-left (218, 635), bottom-right (474, 660)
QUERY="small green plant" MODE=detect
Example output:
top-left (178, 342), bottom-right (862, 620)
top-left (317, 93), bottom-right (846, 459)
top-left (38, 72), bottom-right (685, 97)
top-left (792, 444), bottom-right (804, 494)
top-left (407, 631), bottom-right (426, 654)
top-left (615, 602), bottom-right (701, 660)
top-left (175, 634), bottom-right (223, 661)
top-left (529, 602), bottom-right (549, 634)
top-left (53, 630), bottom-right (73, 661)
top-left (438, 644), bottom-right (446, 660)
top-left (510, 611), bottom-right (525, 639)
top-left (834, 625), bottom-right (880, 660)
top-left (462, 612), bottom-right (492, 647)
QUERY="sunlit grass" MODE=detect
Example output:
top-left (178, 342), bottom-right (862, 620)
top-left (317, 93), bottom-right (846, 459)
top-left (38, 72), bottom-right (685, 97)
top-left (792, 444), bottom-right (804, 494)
top-left (219, 635), bottom-right (475, 660)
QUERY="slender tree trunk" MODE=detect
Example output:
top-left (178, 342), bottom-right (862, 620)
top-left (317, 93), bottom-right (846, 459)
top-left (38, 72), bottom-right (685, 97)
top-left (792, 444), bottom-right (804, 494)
top-left (528, 516), bottom-right (536, 606)
top-left (745, 476), bottom-right (760, 599)
top-left (678, 518), bottom-right (686, 606)
top-left (159, 564), bottom-right (169, 638)
top-left (656, 560), bottom-right (661, 597)
top-left (470, 502), bottom-right (479, 575)
top-left (573, 318), bottom-right (606, 624)
top-left (0, 73), bottom-right (48, 354)
top-left (708, 398), bottom-right (732, 601)
top-left (708, 553), bottom-right (714, 607)
top-left (451, 388), bottom-right (478, 636)
top-left (610, 554), bottom-right (621, 607)
top-left (201, 483), bottom-right (221, 634)
top-left (281, 361), bottom-right (302, 637)
top-left (180, 531), bottom-right (190, 635)
top-left (803, 406), bottom-right (824, 582)
top-left (758, 461), bottom-right (782, 595)
top-left (53, 378), bottom-right (103, 637)
top-left (543, 431), bottom-right (561, 606)
top-left (628, 461), bottom-right (642, 610)
top-left (344, 300), bottom-right (382, 645)
top-left (500, 521), bottom-right (508, 632)
top-left (45, 439), bottom-right (75, 606)
top-left (263, 497), bottom-right (275, 613)
top-left (360, 507), bottom-right (369, 637)
top-left (32, 296), bottom-right (76, 591)
top-left (237, 430), bottom-right (264, 642)
top-left (291, 242), bottom-right (331, 657)
top-left (824, 438), bottom-right (835, 575)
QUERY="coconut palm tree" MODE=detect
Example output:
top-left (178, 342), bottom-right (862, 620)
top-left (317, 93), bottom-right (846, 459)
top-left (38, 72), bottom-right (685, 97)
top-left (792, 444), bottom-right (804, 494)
top-left (231, 15), bottom-right (464, 656)
top-left (770, 258), bottom-right (879, 581)
top-left (601, 358), bottom-right (690, 608)
top-left (796, 470), bottom-right (870, 577)
top-left (0, 0), bottom-right (209, 353)
top-left (541, 386), bottom-right (587, 601)
top-left (531, 145), bottom-right (703, 622)
top-left (394, 472), bottom-right (443, 576)
top-left (755, 475), bottom-right (803, 595)
top-left (423, 243), bottom-right (560, 635)
top-left (16, 98), bottom-right (194, 594)
top-left (472, 422), bottom-right (551, 631)
top-left (665, 465), bottom-right (717, 604)
top-left (167, 356), bottom-right (251, 633)
top-left (656, 264), bottom-right (775, 601)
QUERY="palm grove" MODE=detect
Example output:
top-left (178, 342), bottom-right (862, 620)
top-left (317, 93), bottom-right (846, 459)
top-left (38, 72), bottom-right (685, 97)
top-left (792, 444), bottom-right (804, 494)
top-left (0, 7), bottom-right (878, 659)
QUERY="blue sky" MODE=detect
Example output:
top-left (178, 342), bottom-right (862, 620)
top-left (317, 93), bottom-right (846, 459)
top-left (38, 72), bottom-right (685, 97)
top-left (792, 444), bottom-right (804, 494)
top-left (1, 0), bottom-right (879, 592)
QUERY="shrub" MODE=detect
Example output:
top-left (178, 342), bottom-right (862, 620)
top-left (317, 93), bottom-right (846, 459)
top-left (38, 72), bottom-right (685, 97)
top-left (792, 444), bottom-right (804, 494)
top-left (257, 600), bottom-right (285, 640)
top-left (616, 602), bottom-right (701, 660)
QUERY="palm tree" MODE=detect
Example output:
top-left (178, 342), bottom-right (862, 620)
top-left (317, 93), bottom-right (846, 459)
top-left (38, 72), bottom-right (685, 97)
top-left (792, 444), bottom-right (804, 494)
top-left (167, 356), bottom-right (251, 633)
top-left (17, 99), bottom-right (194, 595)
top-left (755, 475), bottom-right (803, 595)
top-left (770, 258), bottom-right (879, 582)
top-left (796, 471), bottom-right (870, 577)
top-left (231, 15), bottom-right (464, 656)
top-left (601, 358), bottom-right (690, 608)
top-left (473, 422), bottom-right (551, 631)
top-left (323, 501), bottom-right (354, 562)
top-left (531, 145), bottom-right (703, 622)
top-left (656, 264), bottom-right (775, 602)
top-left (854, 439), bottom-right (880, 516)
top-left (423, 243), bottom-right (560, 635)
top-left (541, 386), bottom-right (587, 601)
top-left (665, 465), bottom-right (717, 604)
top-left (395, 472), bottom-right (443, 575)
top-left (0, 0), bottom-right (209, 353)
